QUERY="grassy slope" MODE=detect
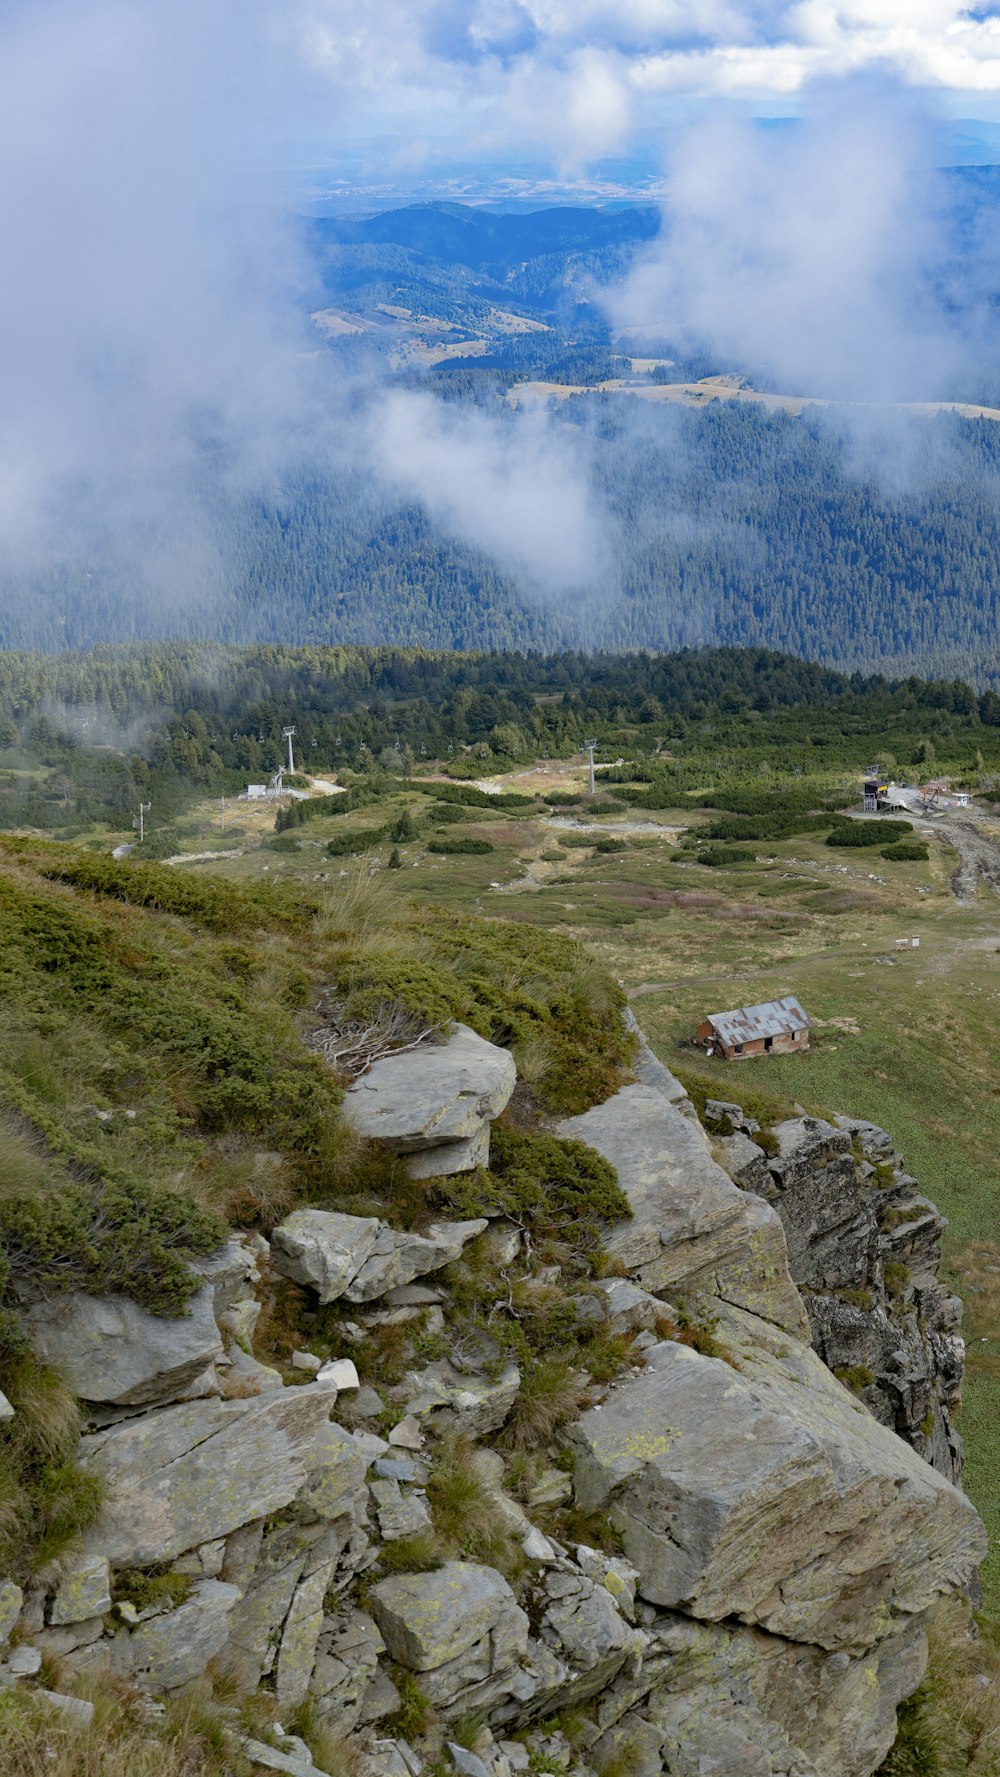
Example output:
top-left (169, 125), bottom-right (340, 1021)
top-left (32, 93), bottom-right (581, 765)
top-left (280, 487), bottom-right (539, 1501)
top-left (0, 835), bottom-right (631, 1582)
top-left (189, 766), bottom-right (1000, 1612)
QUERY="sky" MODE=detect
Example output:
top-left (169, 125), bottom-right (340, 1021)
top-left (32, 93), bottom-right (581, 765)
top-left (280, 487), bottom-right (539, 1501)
top-left (3, 1), bottom-right (1000, 634)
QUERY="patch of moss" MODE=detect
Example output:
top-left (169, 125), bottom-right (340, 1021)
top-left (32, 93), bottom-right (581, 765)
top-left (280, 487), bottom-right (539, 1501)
top-left (112, 1565), bottom-right (194, 1613)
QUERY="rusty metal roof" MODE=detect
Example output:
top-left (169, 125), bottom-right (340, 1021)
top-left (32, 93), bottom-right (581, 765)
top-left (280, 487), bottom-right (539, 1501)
top-left (705, 996), bottom-right (811, 1046)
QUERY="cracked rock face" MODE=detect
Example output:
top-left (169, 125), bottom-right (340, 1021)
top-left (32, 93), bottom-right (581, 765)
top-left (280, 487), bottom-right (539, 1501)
top-left (270, 1209), bottom-right (487, 1305)
top-left (721, 1110), bottom-right (968, 1481)
top-left (568, 1307), bottom-right (986, 1650)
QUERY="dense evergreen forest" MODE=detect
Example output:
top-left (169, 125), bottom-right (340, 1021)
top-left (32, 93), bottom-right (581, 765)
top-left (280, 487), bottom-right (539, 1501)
top-left (5, 401), bottom-right (1000, 680)
top-left (0, 641), bottom-right (995, 839)
top-left (5, 195), bottom-right (1000, 676)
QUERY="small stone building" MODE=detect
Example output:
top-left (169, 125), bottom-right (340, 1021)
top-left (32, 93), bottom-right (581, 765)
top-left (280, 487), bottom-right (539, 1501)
top-left (695, 995), bottom-right (812, 1061)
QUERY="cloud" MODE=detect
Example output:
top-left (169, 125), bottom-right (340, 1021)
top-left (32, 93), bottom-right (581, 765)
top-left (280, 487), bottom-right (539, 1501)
top-left (370, 390), bottom-right (610, 594)
top-left (609, 75), bottom-right (994, 405)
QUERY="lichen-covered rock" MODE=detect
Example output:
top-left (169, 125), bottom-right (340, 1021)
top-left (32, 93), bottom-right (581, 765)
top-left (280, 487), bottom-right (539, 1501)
top-left (569, 1306), bottom-right (985, 1650)
top-left (23, 1285), bottom-right (223, 1407)
top-left (78, 1389), bottom-right (339, 1566)
top-left (49, 1555), bottom-right (111, 1626)
top-left (717, 1130), bottom-right (772, 1193)
top-left (342, 1024), bottom-right (516, 1162)
top-left (397, 1358), bottom-right (521, 1438)
top-left (764, 1118), bottom-right (881, 1293)
top-left (110, 1579), bottom-right (241, 1690)
top-left (371, 1562), bottom-right (528, 1675)
top-left (310, 1608), bottom-right (389, 1729)
top-left (276, 1559), bottom-right (335, 1709)
top-left (557, 1084), bottom-right (808, 1338)
top-left (593, 1605), bottom-right (929, 1777)
top-left (537, 1572), bottom-right (644, 1706)
top-left (270, 1209), bottom-right (487, 1305)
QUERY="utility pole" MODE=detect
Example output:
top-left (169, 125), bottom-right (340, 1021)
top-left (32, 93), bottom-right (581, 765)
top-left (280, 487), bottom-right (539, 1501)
top-left (220, 796), bottom-right (225, 831)
top-left (282, 726), bottom-right (296, 774)
top-left (133, 801), bottom-right (151, 844)
top-left (584, 740), bottom-right (597, 797)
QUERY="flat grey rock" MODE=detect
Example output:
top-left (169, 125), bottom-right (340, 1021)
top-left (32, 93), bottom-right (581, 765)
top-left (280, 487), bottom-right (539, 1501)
top-left (343, 1024), bottom-right (515, 1151)
top-left (49, 1555), bottom-right (111, 1626)
top-left (23, 1285), bottom-right (223, 1408)
top-left (79, 1389), bottom-right (339, 1566)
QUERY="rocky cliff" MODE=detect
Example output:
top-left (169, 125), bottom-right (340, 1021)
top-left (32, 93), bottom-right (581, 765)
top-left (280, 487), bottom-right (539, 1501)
top-left (0, 1021), bottom-right (985, 1777)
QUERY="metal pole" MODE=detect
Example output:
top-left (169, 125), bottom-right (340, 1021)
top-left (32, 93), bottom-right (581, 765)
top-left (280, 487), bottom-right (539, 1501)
top-left (585, 741), bottom-right (597, 796)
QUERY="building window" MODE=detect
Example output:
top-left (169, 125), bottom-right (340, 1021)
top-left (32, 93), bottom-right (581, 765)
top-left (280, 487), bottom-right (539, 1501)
top-left (734, 1043), bottom-right (743, 1054)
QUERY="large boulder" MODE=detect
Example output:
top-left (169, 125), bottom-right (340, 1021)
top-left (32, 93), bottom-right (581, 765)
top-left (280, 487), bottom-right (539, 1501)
top-left (78, 1389), bottom-right (344, 1567)
top-left (569, 1303), bottom-right (985, 1651)
top-left (557, 1084), bottom-right (808, 1339)
top-left (371, 1562), bottom-right (529, 1705)
top-left (271, 1211), bottom-right (381, 1303)
top-left (23, 1285), bottom-right (223, 1408)
top-left (271, 1210), bottom-right (487, 1305)
top-left (342, 1024), bottom-right (516, 1175)
top-left (592, 1605), bottom-right (928, 1777)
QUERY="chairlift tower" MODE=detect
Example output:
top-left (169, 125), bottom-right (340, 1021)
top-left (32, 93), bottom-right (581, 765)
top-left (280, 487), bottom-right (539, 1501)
top-left (133, 801), bottom-right (151, 844)
top-left (282, 726), bottom-right (296, 774)
top-left (583, 739), bottom-right (597, 797)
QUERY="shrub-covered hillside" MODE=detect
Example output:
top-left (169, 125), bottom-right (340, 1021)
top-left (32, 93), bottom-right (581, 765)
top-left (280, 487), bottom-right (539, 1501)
top-left (0, 840), bottom-right (631, 1578)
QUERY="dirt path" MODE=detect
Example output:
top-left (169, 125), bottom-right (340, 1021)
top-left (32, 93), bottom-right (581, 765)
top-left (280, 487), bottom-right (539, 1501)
top-left (928, 817), bottom-right (1000, 905)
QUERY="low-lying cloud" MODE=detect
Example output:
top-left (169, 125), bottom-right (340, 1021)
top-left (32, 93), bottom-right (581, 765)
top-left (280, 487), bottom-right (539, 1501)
top-left (611, 76), bottom-right (995, 407)
top-left (372, 391), bottom-right (611, 594)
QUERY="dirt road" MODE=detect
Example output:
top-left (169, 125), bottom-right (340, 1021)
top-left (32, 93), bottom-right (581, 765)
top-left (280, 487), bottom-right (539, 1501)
top-left (930, 816), bottom-right (1000, 905)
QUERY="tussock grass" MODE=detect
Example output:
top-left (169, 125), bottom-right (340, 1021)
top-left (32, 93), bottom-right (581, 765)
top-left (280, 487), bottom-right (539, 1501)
top-left (0, 1671), bottom-right (252, 1777)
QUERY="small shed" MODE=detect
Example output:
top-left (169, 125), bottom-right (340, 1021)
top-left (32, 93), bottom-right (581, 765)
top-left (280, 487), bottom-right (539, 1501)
top-left (695, 995), bottom-right (812, 1061)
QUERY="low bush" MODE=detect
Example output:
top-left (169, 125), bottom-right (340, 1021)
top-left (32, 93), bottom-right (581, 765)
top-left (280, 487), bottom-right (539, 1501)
top-left (827, 819), bottom-right (913, 848)
top-left (881, 842), bottom-right (929, 862)
top-left (696, 846), bottom-right (755, 867)
top-left (325, 826), bottom-right (388, 856)
top-left (593, 838), bottom-right (626, 854)
top-left (427, 838), bottom-right (494, 855)
top-left (438, 1125), bottom-right (629, 1240)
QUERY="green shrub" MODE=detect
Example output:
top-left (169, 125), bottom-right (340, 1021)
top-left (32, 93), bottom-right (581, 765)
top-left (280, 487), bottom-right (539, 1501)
top-left (430, 802), bottom-right (470, 823)
top-left (427, 838), bottom-right (494, 855)
top-left (696, 846), bottom-right (754, 867)
top-left (325, 826), bottom-right (388, 856)
top-left (593, 838), bottom-right (626, 854)
top-left (0, 1179), bottom-right (224, 1316)
top-left (826, 819), bottom-right (913, 848)
top-left (0, 1352), bottom-right (103, 1579)
top-left (881, 843), bottom-right (928, 862)
top-left (438, 1125), bottom-right (629, 1238)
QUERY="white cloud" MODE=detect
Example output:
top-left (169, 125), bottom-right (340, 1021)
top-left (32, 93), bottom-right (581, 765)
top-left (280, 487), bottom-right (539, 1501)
top-left (370, 391), bottom-right (610, 594)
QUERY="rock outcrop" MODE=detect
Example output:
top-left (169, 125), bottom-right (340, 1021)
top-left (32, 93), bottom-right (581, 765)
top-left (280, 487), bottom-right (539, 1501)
top-left (342, 1023), bottom-right (516, 1176)
top-left (712, 1101), bottom-right (967, 1481)
top-left (1, 1018), bottom-right (983, 1777)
